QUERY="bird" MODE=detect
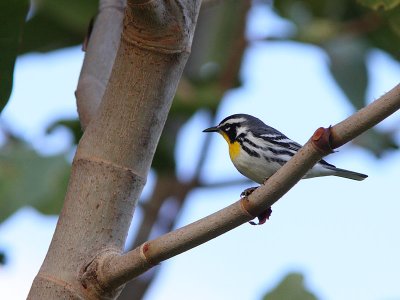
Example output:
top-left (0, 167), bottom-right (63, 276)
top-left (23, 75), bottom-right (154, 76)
top-left (203, 113), bottom-right (368, 225)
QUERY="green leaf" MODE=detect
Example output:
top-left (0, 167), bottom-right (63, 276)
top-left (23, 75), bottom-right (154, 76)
top-left (353, 128), bottom-right (399, 157)
top-left (0, 139), bottom-right (70, 223)
top-left (324, 35), bottom-right (369, 110)
top-left (263, 273), bottom-right (319, 300)
top-left (47, 118), bottom-right (83, 145)
top-left (297, 19), bottom-right (340, 44)
top-left (388, 6), bottom-right (400, 37)
top-left (0, 251), bottom-right (5, 265)
top-left (184, 0), bottom-right (247, 86)
top-left (20, 0), bottom-right (98, 54)
top-left (0, 0), bottom-right (30, 112)
top-left (357, 0), bottom-right (400, 11)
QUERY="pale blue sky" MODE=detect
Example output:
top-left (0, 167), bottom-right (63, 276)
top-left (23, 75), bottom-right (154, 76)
top-left (1, 4), bottom-right (400, 300)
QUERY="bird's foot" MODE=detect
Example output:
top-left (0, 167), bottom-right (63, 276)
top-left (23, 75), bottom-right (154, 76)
top-left (240, 186), bottom-right (272, 225)
top-left (240, 186), bottom-right (258, 198)
top-left (249, 207), bottom-right (272, 225)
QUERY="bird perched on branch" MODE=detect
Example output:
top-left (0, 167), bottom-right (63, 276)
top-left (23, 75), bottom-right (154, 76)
top-left (203, 113), bottom-right (367, 225)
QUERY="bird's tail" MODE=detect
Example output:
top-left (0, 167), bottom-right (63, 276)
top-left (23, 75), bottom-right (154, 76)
top-left (325, 166), bottom-right (368, 181)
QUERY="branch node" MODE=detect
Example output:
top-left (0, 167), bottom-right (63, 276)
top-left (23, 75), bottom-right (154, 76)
top-left (122, 1), bottom-right (198, 54)
top-left (79, 249), bottom-right (123, 299)
top-left (140, 243), bottom-right (157, 266)
top-left (311, 126), bottom-right (335, 155)
top-left (239, 197), bottom-right (257, 219)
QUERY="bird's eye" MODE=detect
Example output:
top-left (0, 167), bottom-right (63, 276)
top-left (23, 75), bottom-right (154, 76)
top-left (225, 126), bottom-right (230, 131)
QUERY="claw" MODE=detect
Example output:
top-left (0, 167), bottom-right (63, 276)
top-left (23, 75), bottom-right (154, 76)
top-left (249, 207), bottom-right (272, 225)
top-left (240, 186), bottom-right (258, 198)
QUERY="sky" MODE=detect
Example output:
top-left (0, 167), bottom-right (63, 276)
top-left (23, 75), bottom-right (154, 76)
top-left (1, 4), bottom-right (400, 300)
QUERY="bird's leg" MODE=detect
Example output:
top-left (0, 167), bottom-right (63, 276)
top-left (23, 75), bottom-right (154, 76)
top-left (240, 184), bottom-right (272, 226)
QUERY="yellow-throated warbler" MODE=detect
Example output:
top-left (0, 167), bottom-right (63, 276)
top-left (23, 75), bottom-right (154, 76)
top-left (203, 114), bottom-right (367, 224)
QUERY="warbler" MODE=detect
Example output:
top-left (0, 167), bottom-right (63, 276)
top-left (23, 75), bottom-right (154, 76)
top-left (203, 114), bottom-right (367, 224)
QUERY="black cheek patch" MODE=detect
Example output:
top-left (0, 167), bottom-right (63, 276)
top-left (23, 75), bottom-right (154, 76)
top-left (229, 126), bottom-right (238, 143)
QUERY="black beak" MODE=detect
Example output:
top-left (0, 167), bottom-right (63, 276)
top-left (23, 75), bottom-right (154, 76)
top-left (203, 126), bottom-right (219, 133)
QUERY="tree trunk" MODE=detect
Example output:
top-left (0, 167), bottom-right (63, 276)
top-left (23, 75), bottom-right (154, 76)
top-left (28, 1), bottom-right (201, 299)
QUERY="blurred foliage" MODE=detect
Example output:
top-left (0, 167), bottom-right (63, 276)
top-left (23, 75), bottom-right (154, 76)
top-left (47, 118), bottom-right (83, 145)
top-left (0, 0), bottom-right (30, 111)
top-left (0, 0), bottom-right (250, 224)
top-left (354, 129), bottom-right (399, 157)
top-left (0, 251), bottom-right (5, 265)
top-left (1, 0), bottom-right (398, 153)
top-left (0, 0), bottom-right (97, 113)
top-left (273, 0), bottom-right (400, 154)
top-left (20, 0), bottom-right (98, 54)
top-left (0, 0), bottom-right (399, 261)
top-left (0, 0), bottom-right (398, 298)
top-left (154, 0), bottom-right (249, 174)
top-left (262, 273), bottom-right (318, 300)
top-left (0, 138), bottom-right (70, 223)
top-left (358, 0), bottom-right (400, 10)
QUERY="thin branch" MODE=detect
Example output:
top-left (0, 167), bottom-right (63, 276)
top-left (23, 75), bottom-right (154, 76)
top-left (131, 175), bottom-right (193, 248)
top-left (332, 86), bottom-right (400, 148)
top-left (94, 84), bottom-right (400, 290)
top-left (75, 0), bottom-right (125, 129)
top-left (192, 112), bottom-right (217, 178)
top-left (118, 179), bottom-right (196, 300)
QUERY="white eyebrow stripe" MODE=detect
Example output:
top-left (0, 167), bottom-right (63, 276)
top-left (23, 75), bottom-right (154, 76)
top-left (220, 117), bottom-right (247, 126)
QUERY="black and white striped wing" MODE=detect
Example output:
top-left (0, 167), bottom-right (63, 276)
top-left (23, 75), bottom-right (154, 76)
top-left (256, 125), bottom-right (336, 168)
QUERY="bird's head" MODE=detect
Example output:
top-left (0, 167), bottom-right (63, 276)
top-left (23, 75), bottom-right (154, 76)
top-left (203, 114), bottom-right (263, 144)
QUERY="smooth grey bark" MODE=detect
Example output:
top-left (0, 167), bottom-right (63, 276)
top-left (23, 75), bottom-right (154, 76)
top-left (28, 1), bottom-right (201, 299)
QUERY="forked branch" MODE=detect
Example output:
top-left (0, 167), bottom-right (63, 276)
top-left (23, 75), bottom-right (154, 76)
top-left (28, 1), bottom-right (202, 299)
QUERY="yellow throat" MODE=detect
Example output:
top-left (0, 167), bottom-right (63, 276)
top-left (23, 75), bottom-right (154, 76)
top-left (220, 132), bottom-right (240, 160)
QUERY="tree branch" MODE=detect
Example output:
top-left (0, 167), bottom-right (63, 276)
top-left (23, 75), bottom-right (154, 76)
top-left (93, 84), bottom-right (400, 290)
top-left (332, 86), bottom-right (400, 148)
top-left (75, 0), bottom-right (125, 129)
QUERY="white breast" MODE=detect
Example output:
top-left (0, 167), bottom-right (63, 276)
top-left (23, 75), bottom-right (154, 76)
top-left (231, 149), bottom-right (281, 184)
